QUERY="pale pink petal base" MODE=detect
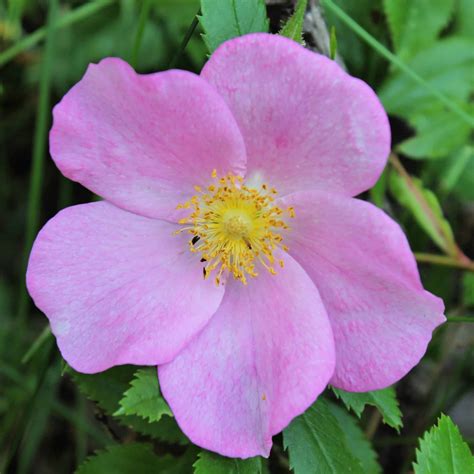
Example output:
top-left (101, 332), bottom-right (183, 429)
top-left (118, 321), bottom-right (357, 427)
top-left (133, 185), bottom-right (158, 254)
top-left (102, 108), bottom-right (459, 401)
top-left (159, 251), bottom-right (335, 458)
top-left (202, 33), bottom-right (390, 197)
top-left (50, 58), bottom-right (247, 221)
top-left (280, 191), bottom-right (446, 391)
top-left (26, 202), bottom-right (225, 373)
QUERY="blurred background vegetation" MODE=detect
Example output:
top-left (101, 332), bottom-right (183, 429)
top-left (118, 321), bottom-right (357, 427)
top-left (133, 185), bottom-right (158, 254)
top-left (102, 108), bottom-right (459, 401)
top-left (0, 0), bottom-right (473, 473)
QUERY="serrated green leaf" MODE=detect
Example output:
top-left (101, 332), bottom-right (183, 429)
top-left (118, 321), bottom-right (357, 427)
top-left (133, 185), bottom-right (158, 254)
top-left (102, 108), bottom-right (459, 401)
top-left (283, 398), bottom-right (365, 474)
top-left (413, 414), bottom-right (474, 474)
top-left (70, 366), bottom-right (188, 444)
top-left (332, 386), bottom-right (402, 431)
top-left (199, 0), bottom-right (269, 53)
top-left (116, 413), bottom-right (190, 445)
top-left (379, 37), bottom-right (474, 118)
top-left (397, 108), bottom-right (472, 160)
top-left (279, 0), bottom-right (307, 44)
top-left (388, 166), bottom-right (458, 257)
top-left (383, 0), bottom-right (455, 59)
top-left (327, 402), bottom-right (381, 474)
top-left (76, 443), bottom-right (175, 474)
top-left (70, 365), bottom-right (136, 414)
top-left (115, 368), bottom-right (171, 422)
top-left (193, 450), bottom-right (265, 474)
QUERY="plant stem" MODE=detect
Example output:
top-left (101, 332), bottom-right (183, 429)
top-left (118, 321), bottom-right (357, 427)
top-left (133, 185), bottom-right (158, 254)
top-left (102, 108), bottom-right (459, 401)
top-left (365, 409), bottom-right (382, 440)
top-left (0, 0), bottom-right (114, 68)
top-left (414, 253), bottom-right (474, 272)
top-left (390, 153), bottom-right (468, 262)
top-left (321, 0), bottom-right (474, 128)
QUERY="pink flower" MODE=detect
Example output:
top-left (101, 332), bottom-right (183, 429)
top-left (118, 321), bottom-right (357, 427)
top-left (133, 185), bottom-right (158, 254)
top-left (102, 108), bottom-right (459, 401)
top-left (26, 34), bottom-right (445, 458)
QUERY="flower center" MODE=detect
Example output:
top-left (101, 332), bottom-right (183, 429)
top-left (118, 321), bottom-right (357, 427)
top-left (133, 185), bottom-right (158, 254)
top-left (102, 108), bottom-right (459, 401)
top-left (176, 170), bottom-right (294, 285)
top-left (223, 213), bottom-right (251, 237)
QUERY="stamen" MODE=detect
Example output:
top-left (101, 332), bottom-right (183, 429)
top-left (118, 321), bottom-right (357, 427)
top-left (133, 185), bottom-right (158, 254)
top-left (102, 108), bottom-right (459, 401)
top-left (176, 171), bottom-right (294, 285)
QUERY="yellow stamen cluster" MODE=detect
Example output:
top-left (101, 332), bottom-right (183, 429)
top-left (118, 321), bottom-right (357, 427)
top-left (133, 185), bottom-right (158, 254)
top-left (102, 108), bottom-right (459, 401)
top-left (176, 170), bottom-right (294, 285)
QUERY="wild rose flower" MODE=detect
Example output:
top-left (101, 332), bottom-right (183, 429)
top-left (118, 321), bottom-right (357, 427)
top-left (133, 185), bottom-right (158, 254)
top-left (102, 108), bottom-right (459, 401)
top-left (27, 34), bottom-right (445, 458)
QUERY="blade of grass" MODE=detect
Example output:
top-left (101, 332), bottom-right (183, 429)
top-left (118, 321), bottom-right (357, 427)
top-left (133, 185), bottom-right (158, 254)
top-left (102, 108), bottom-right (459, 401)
top-left (131, 0), bottom-right (152, 68)
top-left (321, 0), bottom-right (474, 128)
top-left (0, 362), bottom-right (110, 446)
top-left (0, 0), bottom-right (114, 68)
top-left (18, 363), bottom-right (61, 474)
top-left (168, 8), bottom-right (200, 69)
top-left (21, 325), bottom-right (52, 364)
top-left (16, 0), bottom-right (57, 328)
top-left (446, 316), bottom-right (474, 323)
top-left (1, 340), bottom-right (55, 473)
top-left (53, 399), bottom-right (111, 447)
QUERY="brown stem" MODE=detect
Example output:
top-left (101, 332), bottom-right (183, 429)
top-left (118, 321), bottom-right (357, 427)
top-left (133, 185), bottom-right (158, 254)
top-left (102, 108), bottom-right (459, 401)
top-left (389, 154), bottom-right (468, 263)
top-left (414, 253), bottom-right (474, 272)
top-left (365, 408), bottom-right (382, 440)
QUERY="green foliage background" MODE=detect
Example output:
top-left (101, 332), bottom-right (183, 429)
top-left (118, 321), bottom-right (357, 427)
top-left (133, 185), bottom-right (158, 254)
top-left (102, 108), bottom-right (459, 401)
top-left (0, 0), bottom-right (473, 472)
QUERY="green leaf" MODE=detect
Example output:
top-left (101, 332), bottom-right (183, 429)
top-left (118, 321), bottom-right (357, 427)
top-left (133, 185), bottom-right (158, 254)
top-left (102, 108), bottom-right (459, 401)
top-left (283, 398), bottom-right (365, 474)
top-left (413, 414), bottom-right (474, 474)
top-left (455, 0), bottom-right (474, 39)
top-left (397, 107), bottom-right (472, 160)
top-left (70, 365), bottom-right (136, 414)
top-left (332, 386), bottom-right (402, 431)
top-left (193, 451), bottom-right (265, 473)
top-left (279, 0), bottom-right (307, 44)
top-left (70, 366), bottom-right (188, 445)
top-left (327, 402), bottom-right (381, 474)
top-left (381, 36), bottom-right (474, 162)
top-left (383, 0), bottom-right (455, 59)
top-left (323, 0), bottom-right (389, 77)
top-left (76, 443), bottom-right (176, 474)
top-left (388, 164), bottom-right (458, 257)
top-left (440, 146), bottom-right (474, 196)
top-left (446, 147), bottom-right (474, 200)
top-left (370, 167), bottom-right (388, 208)
top-left (379, 37), bottom-right (474, 118)
top-left (115, 368), bottom-right (171, 422)
top-left (199, 0), bottom-right (269, 53)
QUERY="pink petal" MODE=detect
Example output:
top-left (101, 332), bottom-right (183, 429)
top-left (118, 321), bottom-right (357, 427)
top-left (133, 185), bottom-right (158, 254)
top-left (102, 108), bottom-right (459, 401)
top-left (26, 202), bottom-right (225, 373)
top-left (279, 191), bottom-right (446, 391)
top-left (159, 251), bottom-right (335, 458)
top-left (201, 33), bottom-right (390, 197)
top-left (50, 58), bottom-right (247, 221)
